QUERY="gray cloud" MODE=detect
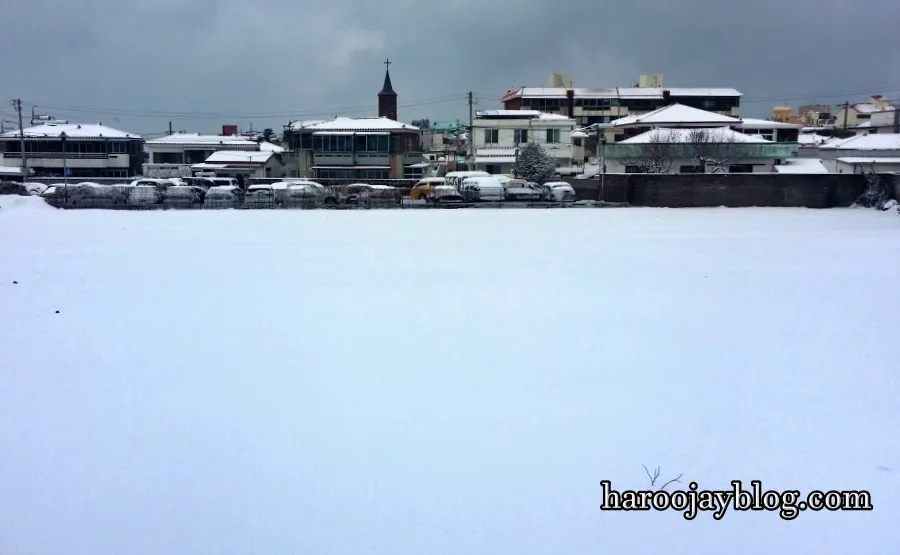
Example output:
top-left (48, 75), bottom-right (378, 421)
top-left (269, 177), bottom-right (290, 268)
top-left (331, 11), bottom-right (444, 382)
top-left (2, 0), bottom-right (898, 135)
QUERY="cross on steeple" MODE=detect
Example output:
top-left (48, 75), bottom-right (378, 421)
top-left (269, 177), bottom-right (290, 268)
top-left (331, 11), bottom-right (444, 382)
top-left (384, 58), bottom-right (391, 71)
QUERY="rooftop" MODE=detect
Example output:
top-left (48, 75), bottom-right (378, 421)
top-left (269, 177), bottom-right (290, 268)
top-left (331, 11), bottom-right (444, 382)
top-left (619, 127), bottom-right (772, 144)
top-left (501, 86), bottom-right (742, 101)
top-left (294, 116), bottom-right (419, 132)
top-left (258, 141), bottom-right (285, 153)
top-left (147, 133), bottom-right (260, 147)
top-left (610, 103), bottom-right (742, 128)
top-left (203, 150), bottom-right (275, 164)
top-left (0, 122), bottom-right (140, 139)
top-left (774, 158), bottom-right (829, 174)
top-left (475, 110), bottom-right (573, 121)
top-left (738, 118), bottom-right (804, 129)
top-left (820, 133), bottom-right (900, 150)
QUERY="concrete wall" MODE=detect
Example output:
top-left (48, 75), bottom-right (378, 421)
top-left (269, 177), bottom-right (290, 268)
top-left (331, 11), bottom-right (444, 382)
top-left (561, 173), bottom-right (872, 208)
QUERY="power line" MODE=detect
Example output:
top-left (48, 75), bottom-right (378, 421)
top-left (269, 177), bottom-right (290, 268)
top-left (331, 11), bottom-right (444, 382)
top-left (22, 94), bottom-right (469, 120)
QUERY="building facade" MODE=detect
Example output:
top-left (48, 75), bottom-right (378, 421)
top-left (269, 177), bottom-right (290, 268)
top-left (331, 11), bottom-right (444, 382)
top-left (143, 130), bottom-right (262, 177)
top-left (191, 150), bottom-right (284, 179)
top-left (0, 123), bottom-right (143, 179)
top-left (500, 74), bottom-right (741, 127)
top-left (472, 110), bottom-right (576, 174)
top-left (834, 95), bottom-right (896, 129)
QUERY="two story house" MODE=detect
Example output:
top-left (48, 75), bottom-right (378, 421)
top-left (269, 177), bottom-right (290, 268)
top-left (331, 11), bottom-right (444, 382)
top-left (472, 110), bottom-right (576, 175)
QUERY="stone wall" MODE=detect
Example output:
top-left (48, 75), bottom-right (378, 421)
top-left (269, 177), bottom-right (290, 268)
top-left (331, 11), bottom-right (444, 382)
top-left (561, 173), bottom-right (872, 208)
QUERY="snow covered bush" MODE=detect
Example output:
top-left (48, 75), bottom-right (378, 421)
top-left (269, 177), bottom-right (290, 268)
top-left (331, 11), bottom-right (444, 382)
top-left (513, 143), bottom-right (557, 183)
top-left (853, 168), bottom-right (892, 210)
top-left (0, 181), bottom-right (28, 196)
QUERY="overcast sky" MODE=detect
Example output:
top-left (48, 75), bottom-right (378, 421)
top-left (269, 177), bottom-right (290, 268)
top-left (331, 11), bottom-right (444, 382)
top-left (1, 0), bottom-right (898, 135)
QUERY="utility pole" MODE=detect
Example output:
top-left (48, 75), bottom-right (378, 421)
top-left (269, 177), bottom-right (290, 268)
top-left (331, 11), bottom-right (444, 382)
top-left (168, 121), bottom-right (173, 135)
top-left (841, 101), bottom-right (849, 129)
top-left (893, 108), bottom-right (899, 134)
top-left (12, 99), bottom-right (28, 180)
top-left (467, 91), bottom-right (474, 169)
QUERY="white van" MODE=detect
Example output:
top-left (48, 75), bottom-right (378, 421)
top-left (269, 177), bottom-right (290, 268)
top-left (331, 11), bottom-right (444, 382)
top-left (459, 176), bottom-right (505, 202)
top-left (444, 171), bottom-right (489, 190)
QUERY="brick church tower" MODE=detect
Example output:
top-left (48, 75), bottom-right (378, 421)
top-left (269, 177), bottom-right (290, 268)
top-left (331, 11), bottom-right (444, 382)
top-left (378, 58), bottom-right (398, 120)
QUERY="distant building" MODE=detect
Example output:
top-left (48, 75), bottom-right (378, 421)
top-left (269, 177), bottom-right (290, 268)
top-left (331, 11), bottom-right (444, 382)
top-left (0, 122), bottom-right (143, 179)
top-left (834, 95), bottom-right (895, 129)
top-left (817, 133), bottom-right (900, 173)
top-left (771, 106), bottom-right (805, 125)
top-left (191, 150), bottom-right (284, 179)
top-left (144, 129), bottom-right (261, 177)
top-left (501, 74), bottom-right (742, 126)
top-left (798, 104), bottom-right (835, 127)
top-left (472, 110), bottom-right (576, 174)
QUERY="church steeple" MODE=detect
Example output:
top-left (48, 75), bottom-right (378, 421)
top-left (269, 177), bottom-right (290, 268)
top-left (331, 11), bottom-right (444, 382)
top-left (378, 58), bottom-right (398, 120)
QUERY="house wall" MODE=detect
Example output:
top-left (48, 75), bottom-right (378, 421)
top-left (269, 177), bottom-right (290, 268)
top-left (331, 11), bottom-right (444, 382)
top-left (835, 160), bottom-right (900, 174)
top-left (834, 107), bottom-right (864, 129)
top-left (473, 118), bottom-right (575, 162)
top-left (606, 158), bottom-right (776, 174)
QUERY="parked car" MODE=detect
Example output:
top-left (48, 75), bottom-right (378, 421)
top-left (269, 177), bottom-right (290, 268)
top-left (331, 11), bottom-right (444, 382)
top-left (128, 178), bottom-right (172, 191)
top-left (283, 183), bottom-right (321, 208)
top-left (444, 170), bottom-right (489, 190)
top-left (430, 185), bottom-right (467, 207)
top-left (203, 185), bottom-right (244, 209)
top-left (127, 185), bottom-right (164, 208)
top-left (337, 183), bottom-right (398, 207)
top-left (23, 182), bottom-right (47, 195)
top-left (541, 181), bottom-right (576, 202)
top-left (459, 175), bottom-right (506, 202)
top-left (410, 177), bottom-right (445, 200)
top-left (504, 179), bottom-right (542, 201)
top-left (209, 177), bottom-right (241, 191)
top-left (492, 175), bottom-right (511, 188)
top-left (163, 185), bottom-right (204, 208)
top-left (244, 184), bottom-right (276, 208)
top-left (182, 177), bottom-right (216, 191)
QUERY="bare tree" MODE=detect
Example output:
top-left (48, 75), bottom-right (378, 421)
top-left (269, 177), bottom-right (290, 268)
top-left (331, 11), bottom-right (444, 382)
top-left (642, 464), bottom-right (683, 491)
top-left (622, 129), bottom-right (676, 173)
top-left (685, 128), bottom-right (749, 174)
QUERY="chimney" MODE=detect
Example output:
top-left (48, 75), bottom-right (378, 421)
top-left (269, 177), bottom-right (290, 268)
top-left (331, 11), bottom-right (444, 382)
top-left (662, 90), bottom-right (672, 105)
top-left (566, 89), bottom-right (575, 118)
top-left (222, 124), bottom-right (238, 136)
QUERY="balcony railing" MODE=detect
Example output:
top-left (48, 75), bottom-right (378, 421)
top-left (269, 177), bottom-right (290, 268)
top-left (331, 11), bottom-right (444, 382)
top-left (3, 152), bottom-right (123, 160)
top-left (602, 142), bottom-right (799, 159)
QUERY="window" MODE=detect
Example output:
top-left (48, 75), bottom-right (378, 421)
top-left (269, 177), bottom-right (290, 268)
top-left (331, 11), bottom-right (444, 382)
top-left (514, 129), bottom-right (528, 144)
top-left (546, 129), bottom-right (560, 143)
top-left (856, 114), bottom-right (871, 120)
top-left (484, 129), bottom-right (498, 144)
top-left (360, 169), bottom-right (388, 180)
top-left (679, 165), bottom-right (705, 173)
top-left (728, 164), bottom-right (754, 173)
top-left (573, 138), bottom-right (582, 147)
top-left (485, 164), bottom-right (501, 174)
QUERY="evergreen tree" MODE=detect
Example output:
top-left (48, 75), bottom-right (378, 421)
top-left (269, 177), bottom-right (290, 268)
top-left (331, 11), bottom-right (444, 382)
top-left (513, 143), bottom-right (557, 183)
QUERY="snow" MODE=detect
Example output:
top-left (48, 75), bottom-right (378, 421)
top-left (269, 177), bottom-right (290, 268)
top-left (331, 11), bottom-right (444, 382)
top-left (300, 117), bottom-right (419, 132)
top-left (820, 133), bottom-right (900, 151)
top-left (146, 133), bottom-right (260, 147)
top-left (505, 87), bottom-right (742, 99)
top-left (737, 118), bottom-right (803, 129)
top-left (610, 104), bottom-right (742, 127)
top-left (0, 122), bottom-right (139, 139)
top-left (836, 157), bottom-right (900, 164)
top-left (620, 127), bottom-right (772, 144)
top-left (852, 102), bottom-right (895, 114)
top-left (798, 133), bottom-right (831, 145)
top-left (203, 150), bottom-right (273, 164)
top-left (1, 209), bottom-right (899, 555)
top-left (774, 158), bottom-right (829, 174)
top-left (0, 166), bottom-right (25, 175)
top-left (258, 141), bottom-right (285, 153)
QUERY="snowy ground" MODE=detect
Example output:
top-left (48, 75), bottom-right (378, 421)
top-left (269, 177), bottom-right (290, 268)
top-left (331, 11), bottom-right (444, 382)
top-left (2, 197), bottom-right (899, 555)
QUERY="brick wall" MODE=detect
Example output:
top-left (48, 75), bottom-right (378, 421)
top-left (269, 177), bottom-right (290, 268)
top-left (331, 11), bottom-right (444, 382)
top-left (562, 173), bottom-right (871, 208)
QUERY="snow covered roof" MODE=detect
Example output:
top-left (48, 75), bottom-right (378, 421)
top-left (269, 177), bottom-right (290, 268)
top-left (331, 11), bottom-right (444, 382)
top-left (610, 104), bottom-right (742, 127)
top-left (851, 102), bottom-right (895, 114)
top-left (738, 118), bottom-right (803, 129)
top-left (501, 86), bottom-right (742, 101)
top-left (836, 156), bottom-right (900, 164)
top-left (147, 133), bottom-right (259, 147)
top-left (819, 133), bottom-right (900, 150)
top-left (288, 120), bottom-right (327, 131)
top-left (798, 133), bottom-right (832, 145)
top-left (571, 130), bottom-right (589, 138)
top-left (258, 141), bottom-right (285, 153)
top-left (774, 158), bottom-right (829, 174)
top-left (620, 127), bottom-right (772, 144)
top-left (203, 150), bottom-right (275, 164)
top-left (297, 117), bottom-right (418, 132)
top-left (0, 122), bottom-right (139, 139)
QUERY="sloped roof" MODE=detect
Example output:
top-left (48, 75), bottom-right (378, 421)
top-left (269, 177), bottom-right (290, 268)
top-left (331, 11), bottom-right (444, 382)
top-left (300, 116), bottom-right (418, 132)
top-left (610, 104), bottom-right (742, 127)
top-left (774, 158), bottom-right (829, 174)
top-left (147, 133), bottom-right (259, 147)
top-left (258, 141), bottom-right (285, 153)
top-left (0, 122), bottom-right (139, 139)
top-left (620, 127), bottom-right (772, 144)
top-left (819, 133), bottom-right (900, 150)
top-left (204, 150), bottom-right (274, 163)
top-left (738, 117), bottom-right (803, 129)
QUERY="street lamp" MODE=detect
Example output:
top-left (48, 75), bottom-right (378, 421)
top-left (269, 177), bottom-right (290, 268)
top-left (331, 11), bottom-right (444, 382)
top-left (60, 131), bottom-right (69, 203)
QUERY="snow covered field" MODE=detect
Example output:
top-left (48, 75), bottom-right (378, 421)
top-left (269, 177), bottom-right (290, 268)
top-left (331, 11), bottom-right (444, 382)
top-left (2, 197), bottom-right (899, 555)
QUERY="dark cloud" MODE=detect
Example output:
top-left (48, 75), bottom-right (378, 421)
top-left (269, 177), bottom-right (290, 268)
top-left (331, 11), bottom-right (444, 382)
top-left (2, 0), bottom-right (898, 135)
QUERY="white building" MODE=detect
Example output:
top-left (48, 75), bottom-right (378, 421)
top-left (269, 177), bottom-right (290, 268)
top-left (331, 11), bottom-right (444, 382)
top-left (604, 127), bottom-right (796, 174)
top-left (735, 118), bottom-right (802, 143)
top-left (817, 133), bottom-right (900, 173)
top-left (191, 150), bottom-right (284, 179)
top-left (0, 122), bottom-right (143, 179)
top-left (143, 133), bottom-right (261, 178)
top-left (834, 95), bottom-right (895, 129)
top-left (472, 110), bottom-right (576, 174)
